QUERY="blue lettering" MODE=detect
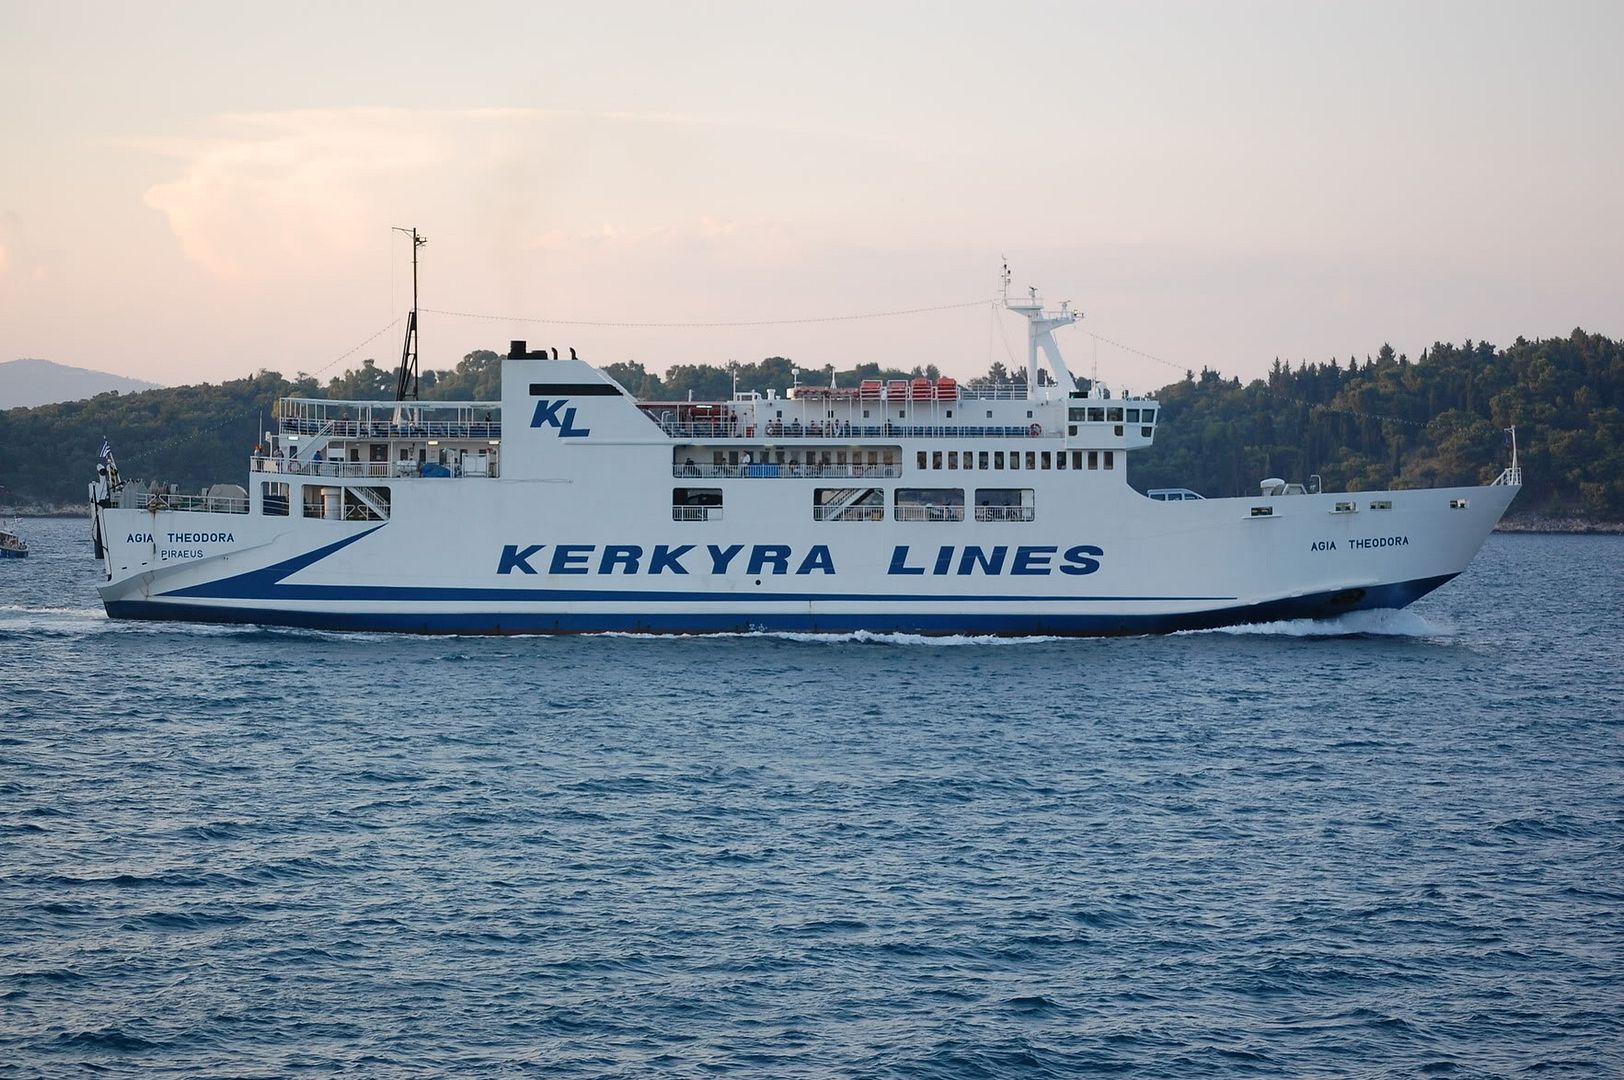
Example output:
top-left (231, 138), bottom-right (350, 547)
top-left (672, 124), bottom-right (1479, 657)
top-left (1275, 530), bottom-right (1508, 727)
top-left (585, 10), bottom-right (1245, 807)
top-left (1059, 544), bottom-right (1103, 576)
top-left (1012, 545), bottom-right (1057, 575)
top-left (529, 399), bottom-right (592, 437)
top-left (559, 406), bottom-right (591, 438)
top-left (747, 545), bottom-right (792, 576)
top-left (550, 544), bottom-right (593, 574)
top-left (932, 546), bottom-right (954, 575)
top-left (530, 399), bottom-right (567, 428)
top-left (497, 543), bottom-right (545, 575)
top-left (795, 545), bottom-right (835, 575)
top-left (648, 544), bottom-right (693, 574)
top-left (707, 544), bottom-right (745, 573)
top-left (598, 544), bottom-right (642, 574)
top-left (888, 546), bottom-right (925, 575)
top-left (957, 545), bottom-right (1008, 575)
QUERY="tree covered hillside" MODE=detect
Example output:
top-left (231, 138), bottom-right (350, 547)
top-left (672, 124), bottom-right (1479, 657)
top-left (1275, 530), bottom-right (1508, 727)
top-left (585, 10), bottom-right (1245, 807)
top-left (1131, 329), bottom-right (1623, 518)
top-left (2, 330), bottom-right (1619, 520)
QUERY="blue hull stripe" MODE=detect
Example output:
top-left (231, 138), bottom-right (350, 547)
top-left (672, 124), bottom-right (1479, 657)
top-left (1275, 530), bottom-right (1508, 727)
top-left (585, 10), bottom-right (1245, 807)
top-left (107, 574), bottom-right (1458, 636)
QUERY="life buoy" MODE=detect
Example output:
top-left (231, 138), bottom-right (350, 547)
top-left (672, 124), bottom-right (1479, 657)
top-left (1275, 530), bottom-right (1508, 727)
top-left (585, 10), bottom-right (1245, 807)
top-left (1028, 423), bottom-right (1042, 437)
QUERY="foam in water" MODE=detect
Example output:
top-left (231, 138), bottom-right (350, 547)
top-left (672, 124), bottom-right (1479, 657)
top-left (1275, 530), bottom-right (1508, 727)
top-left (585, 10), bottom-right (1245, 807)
top-left (1187, 608), bottom-right (1453, 639)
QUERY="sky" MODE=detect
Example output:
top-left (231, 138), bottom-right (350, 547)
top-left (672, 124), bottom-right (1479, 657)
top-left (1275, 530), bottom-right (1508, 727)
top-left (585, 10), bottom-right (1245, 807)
top-left (1, 0), bottom-right (1620, 394)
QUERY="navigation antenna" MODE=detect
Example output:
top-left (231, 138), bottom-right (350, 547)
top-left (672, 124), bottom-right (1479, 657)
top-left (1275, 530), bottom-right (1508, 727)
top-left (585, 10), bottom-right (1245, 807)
top-left (393, 227), bottom-right (426, 401)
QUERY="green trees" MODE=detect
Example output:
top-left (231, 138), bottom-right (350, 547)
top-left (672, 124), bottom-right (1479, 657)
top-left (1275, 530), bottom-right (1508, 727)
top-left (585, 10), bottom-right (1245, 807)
top-left (3, 331), bottom-right (1620, 519)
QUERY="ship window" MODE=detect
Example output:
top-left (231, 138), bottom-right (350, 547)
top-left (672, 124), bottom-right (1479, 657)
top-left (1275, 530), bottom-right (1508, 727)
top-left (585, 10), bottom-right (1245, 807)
top-left (862, 410), bottom-right (870, 419)
top-left (1026, 410), bottom-right (1034, 418)
top-left (1104, 451), bottom-right (1115, 470)
top-left (1056, 451), bottom-right (1067, 470)
top-left (1041, 452), bottom-right (1051, 470)
top-left (814, 488), bottom-right (884, 522)
top-left (1141, 426), bottom-right (1153, 437)
top-left (261, 481), bottom-right (290, 516)
top-left (1072, 451), bottom-right (1084, 469)
top-left (1088, 407), bottom-right (1105, 422)
top-left (1114, 425), bottom-right (1124, 436)
top-left (302, 485), bottom-right (343, 519)
top-left (1127, 409), bottom-right (1140, 423)
top-left (343, 486), bottom-right (392, 521)
top-left (674, 487), bottom-right (723, 522)
top-left (986, 410), bottom-right (993, 419)
top-left (369, 443), bottom-right (388, 463)
top-left (1370, 499), bottom-right (1393, 510)
top-left (1025, 452), bottom-right (1036, 470)
top-left (979, 451), bottom-right (989, 469)
top-left (946, 410), bottom-right (954, 418)
top-left (894, 488), bottom-right (964, 522)
top-left (1450, 498), bottom-right (1470, 509)
top-left (975, 488), bottom-right (1034, 522)
top-left (917, 451), bottom-right (927, 470)
top-left (1088, 451), bottom-right (1099, 470)
top-left (932, 451), bottom-right (943, 469)
top-left (1142, 409), bottom-right (1156, 423)
top-left (1069, 425), bottom-right (1078, 436)
top-left (948, 451), bottom-right (959, 469)
top-left (1107, 407), bottom-right (1124, 422)
top-left (994, 451), bottom-right (1005, 469)
top-left (1009, 452), bottom-right (1020, 471)
top-left (1251, 506), bottom-right (1274, 517)
top-left (1069, 407), bottom-right (1086, 421)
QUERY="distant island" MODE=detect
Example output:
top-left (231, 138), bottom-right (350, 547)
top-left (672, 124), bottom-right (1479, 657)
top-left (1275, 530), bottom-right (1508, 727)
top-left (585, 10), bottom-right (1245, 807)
top-left (0, 358), bottom-right (162, 410)
top-left (1, 331), bottom-right (1619, 525)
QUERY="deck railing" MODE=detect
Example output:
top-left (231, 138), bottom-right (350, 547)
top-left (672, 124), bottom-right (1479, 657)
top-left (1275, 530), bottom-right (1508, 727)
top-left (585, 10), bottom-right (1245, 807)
top-left (674, 463), bottom-right (902, 480)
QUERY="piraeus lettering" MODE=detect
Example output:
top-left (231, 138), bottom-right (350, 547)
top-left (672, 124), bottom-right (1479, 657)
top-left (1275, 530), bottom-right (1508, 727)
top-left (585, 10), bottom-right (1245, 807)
top-left (496, 543), bottom-right (1104, 576)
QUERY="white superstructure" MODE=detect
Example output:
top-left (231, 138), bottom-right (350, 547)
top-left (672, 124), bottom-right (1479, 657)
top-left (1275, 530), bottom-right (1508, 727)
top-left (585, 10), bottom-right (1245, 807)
top-left (89, 285), bottom-right (1521, 634)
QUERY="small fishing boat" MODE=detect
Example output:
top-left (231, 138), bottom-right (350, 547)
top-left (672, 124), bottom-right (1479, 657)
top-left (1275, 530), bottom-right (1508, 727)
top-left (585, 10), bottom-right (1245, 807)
top-left (0, 526), bottom-right (28, 559)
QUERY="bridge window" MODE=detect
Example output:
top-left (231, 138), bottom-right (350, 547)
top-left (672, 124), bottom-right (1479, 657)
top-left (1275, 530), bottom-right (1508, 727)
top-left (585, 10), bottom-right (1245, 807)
top-left (1127, 409), bottom-right (1140, 423)
top-left (932, 450), bottom-right (943, 469)
top-left (1088, 451), bottom-right (1098, 469)
top-left (1107, 407), bottom-right (1124, 422)
top-left (1104, 451), bottom-right (1115, 470)
top-left (994, 451), bottom-right (1005, 469)
top-left (674, 487), bottom-right (722, 522)
top-left (1088, 407), bottom-right (1105, 422)
top-left (1025, 451), bottom-right (1037, 470)
top-left (895, 488), bottom-right (965, 522)
top-left (1041, 452), bottom-right (1052, 470)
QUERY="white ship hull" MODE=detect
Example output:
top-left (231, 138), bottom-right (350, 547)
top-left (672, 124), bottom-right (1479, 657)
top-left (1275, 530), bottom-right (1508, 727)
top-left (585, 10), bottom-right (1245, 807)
top-left (93, 473), bottom-right (1516, 635)
top-left (91, 298), bottom-right (1520, 636)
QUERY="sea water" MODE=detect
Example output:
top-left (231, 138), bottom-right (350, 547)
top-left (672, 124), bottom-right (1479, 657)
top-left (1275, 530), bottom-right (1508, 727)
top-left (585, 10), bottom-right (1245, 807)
top-left (2, 517), bottom-right (1620, 1077)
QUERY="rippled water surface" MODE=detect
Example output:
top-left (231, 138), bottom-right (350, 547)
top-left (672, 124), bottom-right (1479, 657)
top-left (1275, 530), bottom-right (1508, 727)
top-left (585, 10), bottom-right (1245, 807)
top-left (2, 517), bottom-right (1621, 1077)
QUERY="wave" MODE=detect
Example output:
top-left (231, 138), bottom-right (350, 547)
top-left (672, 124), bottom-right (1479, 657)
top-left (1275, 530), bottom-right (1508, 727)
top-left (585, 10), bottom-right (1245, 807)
top-left (1182, 608), bottom-right (1453, 639)
top-left (589, 629), bottom-right (1067, 647)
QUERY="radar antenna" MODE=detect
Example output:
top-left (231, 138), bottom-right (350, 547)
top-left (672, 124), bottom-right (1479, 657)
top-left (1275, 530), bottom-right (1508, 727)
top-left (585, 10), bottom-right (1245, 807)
top-left (393, 227), bottom-right (426, 401)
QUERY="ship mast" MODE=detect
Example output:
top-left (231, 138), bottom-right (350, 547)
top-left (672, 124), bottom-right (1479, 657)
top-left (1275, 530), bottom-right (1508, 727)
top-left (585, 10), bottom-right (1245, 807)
top-left (393, 227), bottom-right (426, 402)
top-left (1002, 263), bottom-right (1078, 400)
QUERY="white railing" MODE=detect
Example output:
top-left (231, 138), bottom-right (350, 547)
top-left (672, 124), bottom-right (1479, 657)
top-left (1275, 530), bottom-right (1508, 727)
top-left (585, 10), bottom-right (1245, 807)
top-left (974, 506), bottom-right (1035, 522)
top-left (1493, 466), bottom-right (1523, 486)
top-left (674, 464), bottom-right (902, 480)
top-left (894, 504), bottom-right (966, 522)
top-left (813, 505), bottom-right (885, 522)
top-left (672, 505), bottom-right (722, 522)
top-left (253, 457), bottom-right (499, 479)
top-left (140, 493), bottom-right (250, 514)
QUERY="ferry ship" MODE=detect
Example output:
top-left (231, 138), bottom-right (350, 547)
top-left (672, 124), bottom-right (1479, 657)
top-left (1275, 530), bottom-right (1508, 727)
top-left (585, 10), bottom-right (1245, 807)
top-left (88, 276), bottom-right (1521, 635)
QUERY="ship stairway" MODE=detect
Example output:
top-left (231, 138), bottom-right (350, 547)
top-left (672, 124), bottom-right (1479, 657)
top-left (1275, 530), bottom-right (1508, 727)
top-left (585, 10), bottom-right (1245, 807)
top-left (819, 486), bottom-right (876, 521)
top-left (346, 485), bottom-right (391, 521)
top-left (291, 420), bottom-right (338, 464)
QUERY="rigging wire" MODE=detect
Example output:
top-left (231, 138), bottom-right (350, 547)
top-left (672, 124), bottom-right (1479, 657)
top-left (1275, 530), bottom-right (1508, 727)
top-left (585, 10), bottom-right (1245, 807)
top-left (419, 298), bottom-right (990, 329)
top-left (114, 318), bottom-right (403, 465)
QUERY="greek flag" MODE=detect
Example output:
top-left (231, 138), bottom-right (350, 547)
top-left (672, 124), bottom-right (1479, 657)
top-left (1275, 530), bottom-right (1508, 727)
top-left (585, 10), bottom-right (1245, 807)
top-left (98, 437), bottom-right (113, 462)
